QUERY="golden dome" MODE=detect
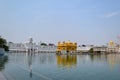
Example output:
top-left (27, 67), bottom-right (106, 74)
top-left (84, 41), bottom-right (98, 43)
top-left (109, 40), bottom-right (114, 44)
top-left (110, 40), bottom-right (113, 43)
top-left (109, 40), bottom-right (114, 46)
top-left (66, 40), bottom-right (72, 44)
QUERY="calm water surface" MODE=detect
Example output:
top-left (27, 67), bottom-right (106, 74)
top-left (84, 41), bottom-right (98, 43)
top-left (0, 53), bottom-right (120, 80)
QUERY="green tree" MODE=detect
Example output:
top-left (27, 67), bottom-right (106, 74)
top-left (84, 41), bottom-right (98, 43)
top-left (41, 43), bottom-right (47, 46)
top-left (3, 45), bottom-right (9, 51)
top-left (89, 48), bottom-right (93, 53)
top-left (0, 37), bottom-right (9, 51)
top-left (0, 38), bottom-right (6, 47)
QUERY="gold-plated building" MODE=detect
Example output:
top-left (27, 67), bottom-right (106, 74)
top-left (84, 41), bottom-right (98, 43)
top-left (109, 40), bottom-right (114, 47)
top-left (56, 41), bottom-right (77, 53)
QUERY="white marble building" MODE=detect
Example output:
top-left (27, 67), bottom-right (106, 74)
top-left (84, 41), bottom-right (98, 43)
top-left (93, 45), bottom-right (107, 53)
top-left (7, 38), bottom-right (56, 53)
top-left (8, 42), bottom-right (26, 52)
top-left (77, 45), bottom-right (93, 53)
top-left (106, 41), bottom-right (118, 53)
top-left (25, 37), bottom-right (36, 53)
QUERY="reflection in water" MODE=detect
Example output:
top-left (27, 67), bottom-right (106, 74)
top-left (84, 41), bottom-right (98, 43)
top-left (25, 53), bottom-right (55, 78)
top-left (2, 53), bottom-right (120, 80)
top-left (26, 53), bottom-right (36, 78)
top-left (107, 54), bottom-right (120, 69)
top-left (25, 53), bottom-right (120, 70)
top-left (89, 54), bottom-right (120, 69)
top-left (39, 53), bottom-right (55, 64)
top-left (56, 54), bottom-right (77, 68)
top-left (89, 54), bottom-right (107, 62)
top-left (0, 55), bottom-right (8, 71)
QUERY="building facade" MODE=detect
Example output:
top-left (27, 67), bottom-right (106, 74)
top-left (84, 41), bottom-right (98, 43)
top-left (56, 41), bottom-right (77, 53)
top-left (77, 45), bottom-right (93, 53)
top-left (107, 41), bottom-right (118, 53)
top-left (7, 38), bottom-right (56, 53)
top-left (93, 46), bottom-right (107, 53)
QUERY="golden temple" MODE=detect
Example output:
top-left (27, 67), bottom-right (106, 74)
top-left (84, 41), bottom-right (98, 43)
top-left (56, 41), bottom-right (77, 53)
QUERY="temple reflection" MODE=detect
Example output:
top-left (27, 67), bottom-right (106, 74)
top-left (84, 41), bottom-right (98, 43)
top-left (56, 54), bottom-right (77, 68)
top-left (107, 54), bottom-right (120, 69)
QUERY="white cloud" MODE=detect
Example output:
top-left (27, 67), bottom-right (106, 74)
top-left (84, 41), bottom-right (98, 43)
top-left (102, 12), bottom-right (119, 18)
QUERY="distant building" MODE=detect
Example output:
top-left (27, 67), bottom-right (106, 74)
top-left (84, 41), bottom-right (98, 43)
top-left (7, 42), bottom-right (26, 52)
top-left (77, 45), bottom-right (93, 53)
top-left (25, 37), bottom-right (36, 53)
top-left (7, 38), bottom-right (56, 53)
top-left (93, 45), bottom-right (107, 53)
top-left (93, 41), bottom-right (119, 53)
top-left (106, 41), bottom-right (118, 53)
top-left (56, 41), bottom-right (77, 53)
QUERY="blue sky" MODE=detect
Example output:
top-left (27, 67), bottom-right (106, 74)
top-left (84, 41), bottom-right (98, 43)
top-left (0, 0), bottom-right (120, 45)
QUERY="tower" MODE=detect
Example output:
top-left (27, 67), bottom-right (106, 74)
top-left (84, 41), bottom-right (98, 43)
top-left (117, 35), bottom-right (120, 48)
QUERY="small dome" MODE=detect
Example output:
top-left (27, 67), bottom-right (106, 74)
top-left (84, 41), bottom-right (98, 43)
top-left (109, 40), bottom-right (114, 46)
top-left (109, 40), bottom-right (114, 44)
top-left (110, 40), bottom-right (113, 43)
top-left (66, 40), bottom-right (72, 43)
